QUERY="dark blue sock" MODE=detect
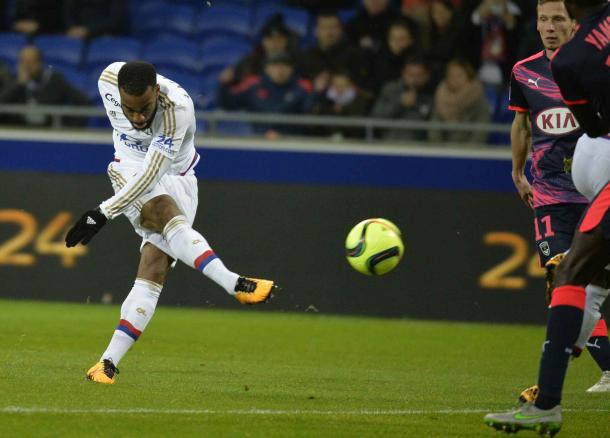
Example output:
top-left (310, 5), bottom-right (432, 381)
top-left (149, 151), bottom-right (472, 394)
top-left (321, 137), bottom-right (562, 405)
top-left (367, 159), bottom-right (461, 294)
top-left (535, 285), bottom-right (585, 410)
top-left (587, 336), bottom-right (610, 371)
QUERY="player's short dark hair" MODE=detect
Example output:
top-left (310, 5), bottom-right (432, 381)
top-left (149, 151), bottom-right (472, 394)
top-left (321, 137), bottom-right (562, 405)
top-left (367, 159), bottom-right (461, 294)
top-left (118, 61), bottom-right (157, 96)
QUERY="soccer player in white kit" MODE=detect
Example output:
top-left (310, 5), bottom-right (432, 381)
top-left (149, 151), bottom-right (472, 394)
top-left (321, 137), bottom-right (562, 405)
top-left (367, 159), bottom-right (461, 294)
top-left (65, 61), bottom-right (277, 384)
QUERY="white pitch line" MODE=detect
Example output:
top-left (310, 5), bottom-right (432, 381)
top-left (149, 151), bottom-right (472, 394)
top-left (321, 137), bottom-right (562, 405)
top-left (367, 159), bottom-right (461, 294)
top-left (1, 407), bottom-right (608, 416)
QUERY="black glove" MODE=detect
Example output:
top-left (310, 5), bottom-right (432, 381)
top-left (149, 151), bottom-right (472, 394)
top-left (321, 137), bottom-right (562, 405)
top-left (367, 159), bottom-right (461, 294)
top-left (65, 207), bottom-right (107, 247)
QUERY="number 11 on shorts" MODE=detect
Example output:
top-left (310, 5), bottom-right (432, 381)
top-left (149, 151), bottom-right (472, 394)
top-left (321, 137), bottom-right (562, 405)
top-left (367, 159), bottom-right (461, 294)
top-left (534, 215), bottom-right (555, 240)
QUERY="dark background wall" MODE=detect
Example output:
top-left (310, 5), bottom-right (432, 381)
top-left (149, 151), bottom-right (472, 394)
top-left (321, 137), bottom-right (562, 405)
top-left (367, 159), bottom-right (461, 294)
top-left (0, 136), bottom-right (606, 324)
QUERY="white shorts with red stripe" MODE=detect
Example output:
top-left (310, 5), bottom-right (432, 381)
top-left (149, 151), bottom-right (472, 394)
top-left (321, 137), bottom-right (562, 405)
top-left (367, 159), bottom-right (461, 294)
top-left (106, 160), bottom-right (198, 262)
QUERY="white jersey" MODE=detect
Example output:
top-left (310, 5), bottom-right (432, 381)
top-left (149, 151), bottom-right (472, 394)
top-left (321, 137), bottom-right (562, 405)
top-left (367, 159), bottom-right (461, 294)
top-left (97, 62), bottom-right (200, 219)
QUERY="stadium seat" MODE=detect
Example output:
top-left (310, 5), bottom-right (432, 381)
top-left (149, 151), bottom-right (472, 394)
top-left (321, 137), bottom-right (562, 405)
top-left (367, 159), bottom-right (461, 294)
top-left (253, 6), bottom-right (310, 38)
top-left (55, 65), bottom-right (89, 95)
top-left (133, 4), bottom-right (197, 40)
top-left (142, 37), bottom-right (202, 73)
top-left (34, 35), bottom-right (85, 70)
top-left (200, 69), bottom-right (223, 109)
top-left (155, 69), bottom-right (205, 108)
top-left (338, 8), bottom-right (357, 24)
top-left (0, 32), bottom-right (27, 69)
top-left (85, 37), bottom-right (142, 73)
top-left (196, 5), bottom-right (252, 40)
top-left (200, 38), bottom-right (251, 73)
top-left (488, 86), bottom-right (511, 145)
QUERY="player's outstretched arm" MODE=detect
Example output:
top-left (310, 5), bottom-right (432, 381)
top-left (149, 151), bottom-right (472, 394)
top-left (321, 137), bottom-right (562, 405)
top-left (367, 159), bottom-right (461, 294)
top-left (65, 207), bottom-right (107, 247)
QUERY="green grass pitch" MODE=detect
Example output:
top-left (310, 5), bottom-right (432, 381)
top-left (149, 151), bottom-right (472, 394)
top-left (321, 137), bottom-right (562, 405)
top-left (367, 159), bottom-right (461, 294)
top-left (1, 299), bottom-right (608, 437)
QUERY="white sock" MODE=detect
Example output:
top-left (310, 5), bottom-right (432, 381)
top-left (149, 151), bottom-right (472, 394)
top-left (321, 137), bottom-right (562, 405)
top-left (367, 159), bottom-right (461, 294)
top-left (101, 278), bottom-right (162, 365)
top-left (163, 215), bottom-right (239, 294)
top-left (575, 284), bottom-right (610, 349)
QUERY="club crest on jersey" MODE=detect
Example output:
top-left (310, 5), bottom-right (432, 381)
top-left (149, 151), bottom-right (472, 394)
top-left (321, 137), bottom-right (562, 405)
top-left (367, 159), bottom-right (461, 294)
top-left (535, 107), bottom-right (579, 135)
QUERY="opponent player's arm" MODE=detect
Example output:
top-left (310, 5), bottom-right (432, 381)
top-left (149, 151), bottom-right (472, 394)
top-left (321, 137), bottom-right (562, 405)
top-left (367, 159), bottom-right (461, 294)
top-left (551, 57), bottom-right (609, 137)
top-left (511, 111), bottom-right (534, 208)
top-left (565, 103), bottom-right (609, 138)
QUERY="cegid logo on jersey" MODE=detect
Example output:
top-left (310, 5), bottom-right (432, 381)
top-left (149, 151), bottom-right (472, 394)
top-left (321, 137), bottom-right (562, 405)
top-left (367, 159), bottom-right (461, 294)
top-left (534, 107), bottom-right (579, 135)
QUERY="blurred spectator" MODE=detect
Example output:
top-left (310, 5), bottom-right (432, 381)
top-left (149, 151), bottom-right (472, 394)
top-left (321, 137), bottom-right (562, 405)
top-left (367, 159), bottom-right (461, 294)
top-left (428, 59), bottom-right (490, 144)
top-left (219, 16), bottom-right (293, 87)
top-left (298, 10), bottom-right (366, 94)
top-left (0, 46), bottom-right (89, 126)
top-left (370, 18), bottom-right (420, 92)
top-left (371, 56), bottom-right (433, 141)
top-left (13, 0), bottom-right (64, 35)
top-left (312, 69), bottom-right (372, 138)
top-left (0, 60), bottom-right (13, 90)
top-left (63, 0), bottom-right (125, 39)
top-left (346, 0), bottom-right (408, 53)
top-left (219, 53), bottom-right (314, 138)
top-left (427, 0), bottom-right (466, 82)
top-left (469, 0), bottom-right (521, 86)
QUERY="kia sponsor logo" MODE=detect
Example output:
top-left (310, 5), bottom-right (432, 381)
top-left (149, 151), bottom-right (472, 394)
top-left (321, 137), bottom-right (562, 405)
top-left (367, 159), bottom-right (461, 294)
top-left (535, 107), bottom-right (579, 135)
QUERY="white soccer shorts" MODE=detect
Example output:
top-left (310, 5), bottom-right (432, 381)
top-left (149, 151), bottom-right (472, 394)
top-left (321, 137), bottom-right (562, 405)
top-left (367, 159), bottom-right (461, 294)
top-left (572, 134), bottom-right (610, 201)
top-left (106, 160), bottom-right (199, 261)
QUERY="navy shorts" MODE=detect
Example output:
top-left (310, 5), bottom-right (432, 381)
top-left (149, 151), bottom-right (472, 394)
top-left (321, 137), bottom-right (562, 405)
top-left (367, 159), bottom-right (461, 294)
top-left (534, 203), bottom-right (587, 266)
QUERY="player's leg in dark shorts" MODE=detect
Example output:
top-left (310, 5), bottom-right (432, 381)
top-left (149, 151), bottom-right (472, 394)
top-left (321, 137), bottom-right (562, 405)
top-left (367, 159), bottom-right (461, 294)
top-left (534, 203), bottom-right (588, 266)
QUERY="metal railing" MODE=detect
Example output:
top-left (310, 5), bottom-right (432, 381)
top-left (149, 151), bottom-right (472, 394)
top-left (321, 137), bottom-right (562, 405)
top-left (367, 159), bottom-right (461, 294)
top-left (0, 103), bottom-right (511, 143)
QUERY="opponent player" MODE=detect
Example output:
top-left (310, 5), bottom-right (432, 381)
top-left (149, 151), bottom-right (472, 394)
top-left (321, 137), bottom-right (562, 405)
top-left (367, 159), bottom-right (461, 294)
top-left (65, 61), bottom-right (277, 384)
top-left (508, 0), bottom-right (610, 404)
top-left (485, 0), bottom-right (610, 435)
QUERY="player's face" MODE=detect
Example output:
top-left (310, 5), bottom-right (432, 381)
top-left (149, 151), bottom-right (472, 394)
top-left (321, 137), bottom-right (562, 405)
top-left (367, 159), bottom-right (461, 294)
top-left (537, 1), bottom-right (575, 51)
top-left (119, 84), bottom-right (160, 131)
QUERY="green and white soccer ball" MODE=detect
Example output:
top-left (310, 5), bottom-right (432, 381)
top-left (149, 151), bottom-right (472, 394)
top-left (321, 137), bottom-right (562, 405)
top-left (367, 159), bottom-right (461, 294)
top-left (345, 218), bottom-right (404, 275)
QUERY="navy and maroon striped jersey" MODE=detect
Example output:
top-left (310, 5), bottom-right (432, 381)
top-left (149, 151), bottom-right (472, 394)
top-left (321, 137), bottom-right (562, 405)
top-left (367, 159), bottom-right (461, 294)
top-left (509, 51), bottom-right (587, 208)
top-left (551, 3), bottom-right (610, 120)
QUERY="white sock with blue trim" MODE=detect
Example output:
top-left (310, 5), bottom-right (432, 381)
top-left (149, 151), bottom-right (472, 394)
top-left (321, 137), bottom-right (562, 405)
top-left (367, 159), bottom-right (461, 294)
top-left (163, 215), bottom-right (239, 294)
top-left (101, 278), bottom-right (161, 365)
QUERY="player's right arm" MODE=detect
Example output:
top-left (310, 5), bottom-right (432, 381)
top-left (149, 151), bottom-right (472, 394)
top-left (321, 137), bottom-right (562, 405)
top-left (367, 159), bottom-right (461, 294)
top-left (511, 111), bottom-right (533, 209)
top-left (508, 66), bottom-right (533, 209)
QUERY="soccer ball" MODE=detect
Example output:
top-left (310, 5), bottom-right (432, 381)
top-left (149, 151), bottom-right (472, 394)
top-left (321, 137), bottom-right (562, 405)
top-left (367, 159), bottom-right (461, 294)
top-left (345, 218), bottom-right (404, 275)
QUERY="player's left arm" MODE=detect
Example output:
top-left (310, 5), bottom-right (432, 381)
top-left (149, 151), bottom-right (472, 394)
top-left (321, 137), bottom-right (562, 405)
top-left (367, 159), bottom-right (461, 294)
top-left (65, 105), bottom-right (189, 247)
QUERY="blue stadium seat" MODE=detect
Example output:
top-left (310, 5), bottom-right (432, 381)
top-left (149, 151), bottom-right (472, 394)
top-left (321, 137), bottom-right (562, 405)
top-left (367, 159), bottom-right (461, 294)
top-left (142, 37), bottom-right (202, 73)
top-left (196, 5), bottom-right (252, 40)
top-left (34, 35), bottom-right (84, 70)
top-left (55, 65), bottom-right (89, 95)
top-left (200, 69), bottom-right (223, 109)
top-left (133, 4), bottom-right (196, 39)
top-left (0, 32), bottom-right (27, 69)
top-left (253, 6), bottom-right (310, 38)
top-left (85, 37), bottom-right (142, 73)
top-left (338, 8), bottom-right (357, 25)
top-left (489, 86), bottom-right (511, 145)
top-left (156, 69), bottom-right (205, 108)
top-left (200, 38), bottom-right (251, 73)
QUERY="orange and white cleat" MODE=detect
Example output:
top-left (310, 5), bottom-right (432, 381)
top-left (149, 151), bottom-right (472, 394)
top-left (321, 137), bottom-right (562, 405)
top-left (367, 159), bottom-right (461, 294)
top-left (86, 359), bottom-right (119, 384)
top-left (234, 277), bottom-right (277, 305)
